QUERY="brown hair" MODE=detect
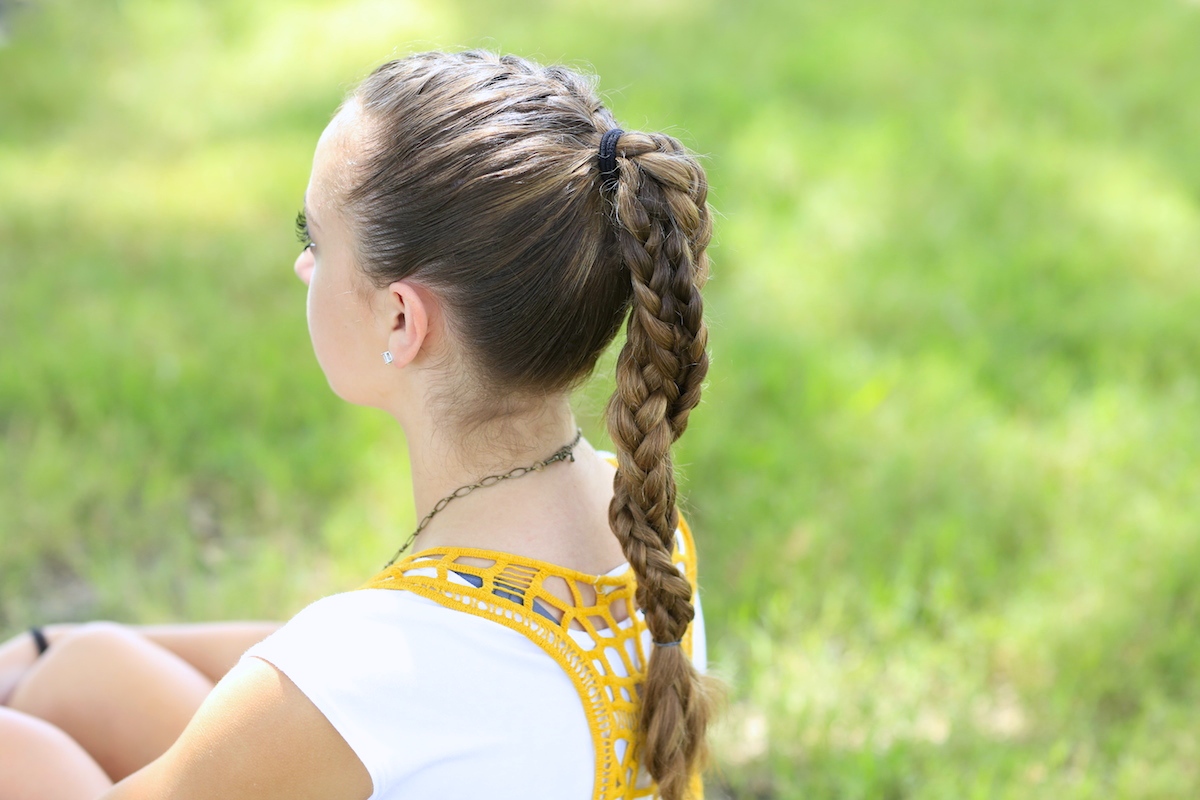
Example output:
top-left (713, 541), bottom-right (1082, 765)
top-left (343, 50), bottom-right (716, 798)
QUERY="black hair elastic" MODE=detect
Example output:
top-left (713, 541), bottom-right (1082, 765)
top-left (598, 128), bottom-right (624, 190)
top-left (654, 639), bottom-right (682, 648)
top-left (29, 627), bottom-right (49, 656)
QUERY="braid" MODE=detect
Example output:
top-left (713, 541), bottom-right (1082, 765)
top-left (605, 131), bottom-right (714, 800)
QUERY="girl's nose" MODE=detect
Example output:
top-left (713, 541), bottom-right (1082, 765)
top-left (294, 246), bottom-right (315, 286)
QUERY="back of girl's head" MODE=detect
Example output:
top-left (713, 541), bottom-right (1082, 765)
top-left (344, 51), bottom-right (629, 408)
top-left (342, 50), bottom-right (716, 799)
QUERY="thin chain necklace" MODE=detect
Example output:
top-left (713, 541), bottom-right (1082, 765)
top-left (384, 428), bottom-right (584, 568)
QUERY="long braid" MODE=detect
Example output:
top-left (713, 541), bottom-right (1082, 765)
top-left (605, 130), bottom-right (714, 800)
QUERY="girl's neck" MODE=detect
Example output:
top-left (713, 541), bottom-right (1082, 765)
top-left (393, 397), bottom-right (624, 572)
top-left (408, 396), bottom-right (575, 493)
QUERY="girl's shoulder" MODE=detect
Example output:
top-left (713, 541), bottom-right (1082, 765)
top-left (242, 587), bottom-right (593, 797)
top-left (244, 586), bottom-right (582, 708)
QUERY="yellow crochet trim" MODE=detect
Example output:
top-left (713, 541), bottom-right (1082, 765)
top-left (360, 516), bottom-right (702, 800)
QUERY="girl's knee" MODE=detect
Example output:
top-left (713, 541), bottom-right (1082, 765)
top-left (0, 707), bottom-right (111, 798)
top-left (6, 620), bottom-right (211, 783)
top-left (0, 705), bottom-right (83, 756)
top-left (55, 621), bottom-right (138, 655)
top-left (8, 621), bottom-right (149, 713)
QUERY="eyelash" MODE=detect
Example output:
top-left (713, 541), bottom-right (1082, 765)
top-left (295, 210), bottom-right (314, 250)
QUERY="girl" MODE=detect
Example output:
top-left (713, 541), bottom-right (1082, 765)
top-left (0, 49), bottom-right (716, 800)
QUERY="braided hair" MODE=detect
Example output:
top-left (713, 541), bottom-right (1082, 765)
top-left (604, 128), bottom-right (714, 799)
top-left (342, 51), bottom-right (717, 798)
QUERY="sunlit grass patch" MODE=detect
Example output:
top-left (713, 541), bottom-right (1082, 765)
top-left (5, 0), bottom-right (1200, 796)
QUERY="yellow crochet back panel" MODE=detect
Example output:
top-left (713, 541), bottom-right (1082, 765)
top-left (360, 516), bottom-right (702, 800)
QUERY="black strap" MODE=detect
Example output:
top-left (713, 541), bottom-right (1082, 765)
top-left (598, 128), bottom-right (624, 189)
top-left (30, 626), bottom-right (49, 656)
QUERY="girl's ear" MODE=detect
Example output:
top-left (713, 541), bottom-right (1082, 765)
top-left (382, 280), bottom-right (431, 368)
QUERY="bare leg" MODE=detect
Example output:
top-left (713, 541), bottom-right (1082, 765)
top-left (0, 620), bottom-right (278, 780)
top-left (1, 620), bottom-right (279, 699)
top-left (128, 621), bottom-right (280, 683)
top-left (0, 631), bottom-right (41, 706)
top-left (8, 622), bottom-right (214, 782)
top-left (0, 707), bottom-right (111, 800)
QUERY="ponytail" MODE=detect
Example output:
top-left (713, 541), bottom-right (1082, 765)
top-left (345, 50), bottom-right (719, 795)
top-left (604, 130), bottom-right (716, 800)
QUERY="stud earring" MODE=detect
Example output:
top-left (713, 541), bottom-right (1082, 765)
top-left (382, 351), bottom-right (394, 365)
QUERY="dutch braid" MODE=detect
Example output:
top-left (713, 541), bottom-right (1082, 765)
top-left (605, 131), bottom-right (715, 800)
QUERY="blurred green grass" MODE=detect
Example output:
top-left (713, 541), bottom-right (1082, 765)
top-left (3, 0), bottom-right (1200, 796)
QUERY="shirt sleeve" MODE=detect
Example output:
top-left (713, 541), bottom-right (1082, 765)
top-left (242, 591), bottom-right (419, 795)
top-left (242, 588), bottom-right (593, 800)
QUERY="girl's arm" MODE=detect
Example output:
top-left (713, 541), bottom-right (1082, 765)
top-left (102, 656), bottom-right (372, 800)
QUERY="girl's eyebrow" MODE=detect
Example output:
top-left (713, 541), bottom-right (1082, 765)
top-left (304, 198), bottom-right (320, 230)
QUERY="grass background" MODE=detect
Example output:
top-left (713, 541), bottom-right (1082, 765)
top-left (3, 0), bottom-right (1200, 796)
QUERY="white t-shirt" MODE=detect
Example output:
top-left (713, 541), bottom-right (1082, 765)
top-left (244, 562), bottom-right (706, 800)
